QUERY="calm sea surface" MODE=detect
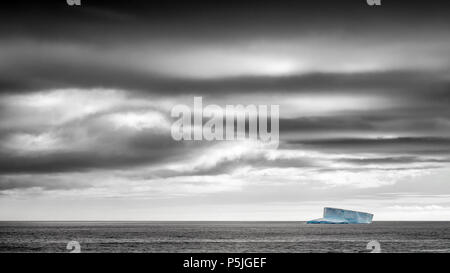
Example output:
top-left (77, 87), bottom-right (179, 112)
top-left (1, 221), bottom-right (449, 253)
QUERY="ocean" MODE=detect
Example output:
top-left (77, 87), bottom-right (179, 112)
top-left (1, 221), bottom-right (449, 253)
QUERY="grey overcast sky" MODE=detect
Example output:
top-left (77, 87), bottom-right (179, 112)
top-left (1, 0), bottom-right (450, 220)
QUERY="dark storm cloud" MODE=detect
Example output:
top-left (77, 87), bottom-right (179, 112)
top-left (0, 142), bottom-right (176, 174)
top-left (2, 65), bottom-right (449, 96)
top-left (340, 156), bottom-right (450, 165)
top-left (0, 176), bottom-right (92, 191)
top-left (315, 166), bottom-right (443, 173)
top-left (1, 0), bottom-right (450, 95)
top-left (4, 67), bottom-right (426, 106)
top-left (280, 114), bottom-right (450, 135)
top-left (280, 116), bottom-right (376, 132)
top-left (286, 137), bottom-right (450, 155)
top-left (297, 137), bottom-right (450, 146)
top-left (2, 0), bottom-right (450, 42)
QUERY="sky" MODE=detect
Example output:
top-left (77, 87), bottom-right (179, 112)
top-left (1, 0), bottom-right (450, 220)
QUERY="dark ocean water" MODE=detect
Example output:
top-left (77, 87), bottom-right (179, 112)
top-left (1, 221), bottom-right (449, 253)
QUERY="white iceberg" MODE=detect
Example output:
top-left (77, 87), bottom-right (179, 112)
top-left (307, 207), bottom-right (373, 224)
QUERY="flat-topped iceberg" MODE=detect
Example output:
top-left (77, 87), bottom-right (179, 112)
top-left (307, 207), bottom-right (373, 224)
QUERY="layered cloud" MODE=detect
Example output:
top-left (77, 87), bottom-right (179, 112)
top-left (0, 1), bottom-right (450, 220)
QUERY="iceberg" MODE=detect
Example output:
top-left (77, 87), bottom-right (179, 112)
top-left (307, 207), bottom-right (373, 224)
